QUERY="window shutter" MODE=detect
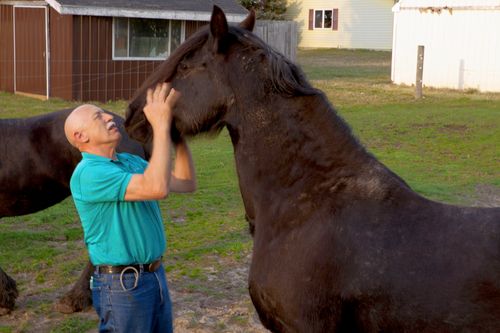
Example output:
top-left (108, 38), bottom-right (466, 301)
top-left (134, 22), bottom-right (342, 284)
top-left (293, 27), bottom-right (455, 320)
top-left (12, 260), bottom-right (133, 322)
top-left (308, 9), bottom-right (313, 30)
top-left (332, 9), bottom-right (339, 31)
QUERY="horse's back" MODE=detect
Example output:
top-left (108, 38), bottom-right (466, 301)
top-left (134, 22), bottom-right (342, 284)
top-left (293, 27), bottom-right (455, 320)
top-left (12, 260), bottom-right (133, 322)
top-left (0, 110), bottom-right (76, 216)
top-left (335, 197), bottom-right (500, 327)
top-left (358, 200), bottom-right (499, 330)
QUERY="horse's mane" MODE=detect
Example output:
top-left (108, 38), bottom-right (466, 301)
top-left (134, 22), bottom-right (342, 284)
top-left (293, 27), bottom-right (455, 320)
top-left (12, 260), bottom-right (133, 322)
top-left (229, 26), bottom-right (318, 97)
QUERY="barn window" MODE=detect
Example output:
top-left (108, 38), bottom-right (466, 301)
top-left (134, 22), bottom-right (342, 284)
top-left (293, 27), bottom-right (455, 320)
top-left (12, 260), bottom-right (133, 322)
top-left (113, 17), bottom-right (185, 60)
top-left (309, 9), bottom-right (339, 31)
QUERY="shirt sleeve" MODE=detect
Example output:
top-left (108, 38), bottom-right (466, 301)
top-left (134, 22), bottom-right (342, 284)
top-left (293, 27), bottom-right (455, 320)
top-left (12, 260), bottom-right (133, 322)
top-left (75, 162), bottom-right (133, 202)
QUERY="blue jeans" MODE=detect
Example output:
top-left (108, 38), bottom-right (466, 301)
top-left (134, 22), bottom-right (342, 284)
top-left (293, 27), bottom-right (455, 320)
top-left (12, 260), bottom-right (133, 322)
top-left (91, 264), bottom-right (173, 333)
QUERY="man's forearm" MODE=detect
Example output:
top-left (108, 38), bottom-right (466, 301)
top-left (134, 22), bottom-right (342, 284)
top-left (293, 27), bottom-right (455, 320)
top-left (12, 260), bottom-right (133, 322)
top-left (173, 141), bottom-right (195, 180)
top-left (170, 140), bottom-right (197, 193)
top-left (143, 126), bottom-right (172, 197)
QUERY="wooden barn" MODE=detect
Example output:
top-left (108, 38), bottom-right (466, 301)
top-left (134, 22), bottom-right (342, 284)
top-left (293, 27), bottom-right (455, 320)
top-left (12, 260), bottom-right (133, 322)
top-left (392, 0), bottom-right (500, 92)
top-left (0, 0), bottom-right (247, 101)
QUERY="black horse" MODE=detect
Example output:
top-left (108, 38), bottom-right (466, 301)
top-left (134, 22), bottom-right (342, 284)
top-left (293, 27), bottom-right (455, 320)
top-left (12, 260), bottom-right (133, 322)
top-left (125, 6), bottom-right (500, 332)
top-left (0, 108), bottom-right (144, 314)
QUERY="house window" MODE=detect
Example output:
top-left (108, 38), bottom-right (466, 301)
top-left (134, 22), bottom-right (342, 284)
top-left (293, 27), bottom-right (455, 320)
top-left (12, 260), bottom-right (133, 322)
top-left (113, 17), bottom-right (184, 60)
top-left (309, 9), bottom-right (338, 31)
top-left (314, 10), bottom-right (332, 29)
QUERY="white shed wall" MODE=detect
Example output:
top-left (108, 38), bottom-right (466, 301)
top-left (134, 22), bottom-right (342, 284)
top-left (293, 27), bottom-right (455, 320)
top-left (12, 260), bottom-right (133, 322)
top-left (392, 6), bottom-right (500, 92)
top-left (286, 0), bottom-right (394, 50)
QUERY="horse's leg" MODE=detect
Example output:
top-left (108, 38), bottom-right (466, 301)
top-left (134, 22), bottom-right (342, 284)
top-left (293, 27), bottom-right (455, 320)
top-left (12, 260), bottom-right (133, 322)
top-left (0, 267), bottom-right (18, 315)
top-left (54, 261), bottom-right (93, 313)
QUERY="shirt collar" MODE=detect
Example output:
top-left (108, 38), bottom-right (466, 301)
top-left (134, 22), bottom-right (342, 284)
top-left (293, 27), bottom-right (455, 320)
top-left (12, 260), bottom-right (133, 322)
top-left (81, 152), bottom-right (118, 163)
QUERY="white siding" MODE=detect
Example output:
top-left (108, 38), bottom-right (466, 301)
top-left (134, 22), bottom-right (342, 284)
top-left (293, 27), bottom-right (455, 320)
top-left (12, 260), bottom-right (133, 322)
top-left (392, 4), bottom-right (500, 92)
top-left (398, 0), bottom-right (500, 9)
top-left (286, 0), bottom-right (394, 50)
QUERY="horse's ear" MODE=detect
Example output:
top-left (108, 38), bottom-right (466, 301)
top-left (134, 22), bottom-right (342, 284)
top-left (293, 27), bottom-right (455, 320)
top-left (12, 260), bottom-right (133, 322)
top-left (240, 10), bottom-right (255, 32)
top-left (210, 5), bottom-right (228, 40)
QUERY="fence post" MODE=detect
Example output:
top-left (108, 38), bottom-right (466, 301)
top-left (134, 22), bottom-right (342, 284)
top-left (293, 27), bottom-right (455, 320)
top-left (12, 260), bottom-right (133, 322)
top-left (415, 45), bottom-right (425, 99)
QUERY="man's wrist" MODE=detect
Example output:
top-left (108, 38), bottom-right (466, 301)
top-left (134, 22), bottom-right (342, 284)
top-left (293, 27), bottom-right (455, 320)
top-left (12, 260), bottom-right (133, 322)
top-left (151, 124), bottom-right (171, 135)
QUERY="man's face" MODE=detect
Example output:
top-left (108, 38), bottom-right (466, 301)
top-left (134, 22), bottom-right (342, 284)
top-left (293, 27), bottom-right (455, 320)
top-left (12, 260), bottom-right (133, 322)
top-left (83, 108), bottom-right (122, 145)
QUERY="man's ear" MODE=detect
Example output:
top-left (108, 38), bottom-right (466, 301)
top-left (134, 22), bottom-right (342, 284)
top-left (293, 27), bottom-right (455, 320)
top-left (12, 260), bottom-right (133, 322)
top-left (74, 131), bottom-right (89, 144)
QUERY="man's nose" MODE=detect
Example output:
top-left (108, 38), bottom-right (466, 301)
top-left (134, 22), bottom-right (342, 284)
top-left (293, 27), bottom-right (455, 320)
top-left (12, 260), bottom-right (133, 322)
top-left (103, 113), bottom-right (113, 121)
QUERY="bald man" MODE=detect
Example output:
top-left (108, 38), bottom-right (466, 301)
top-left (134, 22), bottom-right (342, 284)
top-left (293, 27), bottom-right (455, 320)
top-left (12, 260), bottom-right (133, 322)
top-left (65, 83), bottom-right (196, 333)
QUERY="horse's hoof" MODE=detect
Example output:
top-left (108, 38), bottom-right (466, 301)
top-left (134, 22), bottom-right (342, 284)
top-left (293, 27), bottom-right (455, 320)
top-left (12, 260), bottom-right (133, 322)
top-left (0, 270), bottom-right (18, 314)
top-left (54, 293), bottom-right (92, 314)
top-left (0, 307), bottom-right (11, 316)
top-left (54, 300), bottom-right (78, 314)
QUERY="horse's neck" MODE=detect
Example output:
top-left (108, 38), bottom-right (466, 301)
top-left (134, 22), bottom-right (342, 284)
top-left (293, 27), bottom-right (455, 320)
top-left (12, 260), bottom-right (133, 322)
top-left (229, 94), bottom-right (379, 192)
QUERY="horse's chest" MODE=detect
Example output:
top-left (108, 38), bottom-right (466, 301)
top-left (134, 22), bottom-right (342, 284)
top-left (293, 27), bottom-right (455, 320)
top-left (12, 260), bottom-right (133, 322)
top-left (248, 231), bottom-right (344, 330)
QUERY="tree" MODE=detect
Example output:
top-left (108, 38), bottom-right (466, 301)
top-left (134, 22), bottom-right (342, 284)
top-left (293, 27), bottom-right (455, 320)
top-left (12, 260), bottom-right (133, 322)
top-left (239, 0), bottom-right (287, 20)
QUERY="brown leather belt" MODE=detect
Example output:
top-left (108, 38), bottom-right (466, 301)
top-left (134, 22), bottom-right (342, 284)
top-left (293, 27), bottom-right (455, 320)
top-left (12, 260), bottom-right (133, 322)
top-left (96, 259), bottom-right (162, 274)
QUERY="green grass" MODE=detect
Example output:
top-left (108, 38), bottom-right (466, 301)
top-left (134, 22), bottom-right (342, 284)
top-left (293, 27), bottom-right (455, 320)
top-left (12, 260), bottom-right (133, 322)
top-left (298, 48), bottom-right (392, 80)
top-left (342, 101), bottom-right (499, 202)
top-left (50, 317), bottom-right (97, 333)
top-left (0, 48), bottom-right (499, 331)
top-left (0, 92), bottom-right (128, 118)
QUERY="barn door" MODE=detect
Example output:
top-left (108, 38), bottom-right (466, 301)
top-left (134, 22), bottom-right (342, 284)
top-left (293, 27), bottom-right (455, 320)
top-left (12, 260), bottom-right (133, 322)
top-left (14, 6), bottom-right (48, 98)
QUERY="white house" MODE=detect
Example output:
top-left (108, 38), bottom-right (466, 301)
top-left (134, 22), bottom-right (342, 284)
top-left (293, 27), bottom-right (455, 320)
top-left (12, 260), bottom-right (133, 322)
top-left (285, 0), bottom-right (395, 50)
top-left (392, 0), bottom-right (500, 92)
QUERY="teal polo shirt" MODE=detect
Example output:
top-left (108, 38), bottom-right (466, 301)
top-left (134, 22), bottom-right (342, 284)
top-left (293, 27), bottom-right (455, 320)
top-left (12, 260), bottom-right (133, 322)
top-left (70, 152), bottom-right (166, 266)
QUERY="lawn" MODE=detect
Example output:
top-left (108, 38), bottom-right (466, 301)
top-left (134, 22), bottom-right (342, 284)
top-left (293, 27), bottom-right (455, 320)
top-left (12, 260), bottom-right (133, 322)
top-left (0, 48), bottom-right (499, 332)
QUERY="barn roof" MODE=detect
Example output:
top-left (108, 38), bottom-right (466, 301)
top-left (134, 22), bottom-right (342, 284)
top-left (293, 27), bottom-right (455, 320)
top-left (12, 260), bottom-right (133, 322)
top-left (395, 0), bottom-right (500, 10)
top-left (44, 0), bottom-right (248, 22)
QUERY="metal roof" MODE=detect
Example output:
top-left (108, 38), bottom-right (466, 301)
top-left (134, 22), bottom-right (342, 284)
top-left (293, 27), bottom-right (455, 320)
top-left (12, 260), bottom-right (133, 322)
top-left (45, 0), bottom-right (248, 22)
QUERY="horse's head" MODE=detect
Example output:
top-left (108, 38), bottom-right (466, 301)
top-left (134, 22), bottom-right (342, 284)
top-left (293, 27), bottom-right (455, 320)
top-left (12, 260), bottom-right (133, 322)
top-left (125, 6), bottom-right (257, 145)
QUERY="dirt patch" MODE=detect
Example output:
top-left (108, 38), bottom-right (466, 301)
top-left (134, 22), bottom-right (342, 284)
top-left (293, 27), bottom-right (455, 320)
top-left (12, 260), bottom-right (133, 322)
top-left (439, 124), bottom-right (469, 135)
top-left (173, 293), bottom-right (266, 333)
top-left (171, 254), bottom-right (268, 333)
top-left (465, 184), bottom-right (500, 208)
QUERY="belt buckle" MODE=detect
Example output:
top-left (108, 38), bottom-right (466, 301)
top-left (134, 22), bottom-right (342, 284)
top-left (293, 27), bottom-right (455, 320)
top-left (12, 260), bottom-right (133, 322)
top-left (98, 265), bottom-right (114, 274)
top-left (148, 260), bottom-right (161, 272)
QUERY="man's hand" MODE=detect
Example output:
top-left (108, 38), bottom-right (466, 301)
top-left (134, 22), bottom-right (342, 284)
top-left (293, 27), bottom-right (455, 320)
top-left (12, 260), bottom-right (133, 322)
top-left (143, 83), bottom-right (180, 133)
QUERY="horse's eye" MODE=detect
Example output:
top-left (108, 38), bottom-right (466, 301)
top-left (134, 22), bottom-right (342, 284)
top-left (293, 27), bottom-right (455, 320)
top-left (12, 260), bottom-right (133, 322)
top-left (179, 63), bottom-right (189, 71)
